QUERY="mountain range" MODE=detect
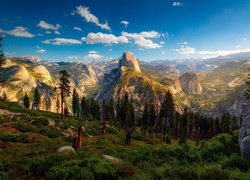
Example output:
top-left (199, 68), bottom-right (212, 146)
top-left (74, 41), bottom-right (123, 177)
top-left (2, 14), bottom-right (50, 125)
top-left (1, 51), bottom-right (250, 118)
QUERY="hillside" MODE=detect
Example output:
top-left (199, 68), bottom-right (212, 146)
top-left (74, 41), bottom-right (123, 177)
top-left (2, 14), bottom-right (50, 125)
top-left (0, 100), bottom-right (250, 179)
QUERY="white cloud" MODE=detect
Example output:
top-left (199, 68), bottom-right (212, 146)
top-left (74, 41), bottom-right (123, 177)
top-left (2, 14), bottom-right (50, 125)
top-left (235, 45), bottom-right (241, 48)
top-left (177, 41), bottom-right (188, 45)
top-left (84, 52), bottom-right (103, 60)
top-left (174, 46), bottom-right (196, 55)
top-left (197, 48), bottom-right (250, 56)
top-left (37, 20), bottom-right (61, 34)
top-left (89, 51), bottom-right (97, 54)
top-left (74, 27), bottom-right (82, 31)
top-left (160, 41), bottom-right (165, 44)
top-left (81, 32), bottom-right (128, 44)
top-left (45, 31), bottom-right (51, 34)
top-left (0, 26), bottom-right (35, 38)
top-left (172, 2), bottom-right (183, 6)
top-left (37, 20), bottom-right (60, 30)
top-left (67, 55), bottom-right (80, 59)
top-left (183, 41), bottom-right (188, 45)
top-left (36, 49), bottom-right (46, 53)
top-left (42, 38), bottom-right (82, 45)
top-left (74, 6), bottom-right (111, 31)
top-left (122, 31), bottom-right (162, 49)
top-left (121, 20), bottom-right (129, 27)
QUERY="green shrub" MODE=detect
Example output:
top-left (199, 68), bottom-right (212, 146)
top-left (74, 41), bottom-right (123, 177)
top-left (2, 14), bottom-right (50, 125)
top-left (0, 132), bottom-right (28, 143)
top-left (198, 165), bottom-right (228, 180)
top-left (31, 117), bottom-right (48, 126)
top-left (17, 123), bottom-right (37, 133)
top-left (39, 127), bottom-right (61, 138)
top-left (178, 136), bottom-right (186, 145)
top-left (222, 153), bottom-right (250, 172)
top-left (165, 134), bottom-right (172, 144)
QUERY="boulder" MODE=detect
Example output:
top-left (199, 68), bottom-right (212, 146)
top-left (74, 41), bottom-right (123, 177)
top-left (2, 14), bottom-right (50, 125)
top-left (100, 154), bottom-right (122, 163)
top-left (57, 146), bottom-right (76, 154)
top-left (239, 115), bottom-right (250, 158)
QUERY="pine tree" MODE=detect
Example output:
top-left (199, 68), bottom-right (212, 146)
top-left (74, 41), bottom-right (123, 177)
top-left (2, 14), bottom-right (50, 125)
top-left (141, 100), bottom-right (149, 136)
top-left (59, 70), bottom-right (71, 120)
top-left (81, 96), bottom-right (89, 117)
top-left (108, 97), bottom-right (115, 121)
top-left (23, 93), bottom-right (30, 109)
top-left (159, 90), bottom-right (175, 142)
top-left (33, 88), bottom-right (41, 110)
top-left (45, 90), bottom-right (52, 111)
top-left (0, 34), bottom-right (6, 83)
top-left (1, 91), bottom-right (7, 101)
top-left (72, 88), bottom-right (79, 117)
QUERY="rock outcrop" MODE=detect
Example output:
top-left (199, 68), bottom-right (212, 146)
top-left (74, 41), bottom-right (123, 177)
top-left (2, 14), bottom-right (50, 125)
top-left (179, 72), bottom-right (202, 94)
top-left (118, 52), bottom-right (141, 74)
top-left (33, 65), bottom-right (52, 84)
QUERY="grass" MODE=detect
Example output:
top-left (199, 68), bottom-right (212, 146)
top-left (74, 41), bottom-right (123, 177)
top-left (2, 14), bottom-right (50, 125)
top-left (0, 100), bottom-right (250, 179)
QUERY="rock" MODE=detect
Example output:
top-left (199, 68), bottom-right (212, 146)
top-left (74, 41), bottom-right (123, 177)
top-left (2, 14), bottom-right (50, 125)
top-left (118, 52), bottom-right (141, 74)
top-left (33, 65), bottom-right (52, 84)
top-left (57, 146), bottom-right (76, 154)
top-left (100, 154), bottom-right (122, 163)
top-left (239, 115), bottom-right (250, 158)
top-left (48, 119), bottom-right (55, 126)
top-left (179, 72), bottom-right (202, 94)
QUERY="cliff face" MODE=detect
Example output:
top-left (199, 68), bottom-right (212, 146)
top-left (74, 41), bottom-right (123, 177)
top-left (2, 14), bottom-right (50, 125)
top-left (179, 72), bottom-right (202, 94)
top-left (118, 52), bottom-right (141, 74)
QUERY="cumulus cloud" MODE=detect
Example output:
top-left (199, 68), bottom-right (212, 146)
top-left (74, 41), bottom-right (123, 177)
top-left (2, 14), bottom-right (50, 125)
top-left (36, 49), bottom-right (46, 53)
top-left (0, 26), bottom-right (35, 38)
top-left (172, 2), bottom-right (183, 6)
top-left (160, 41), bottom-right (165, 44)
top-left (74, 6), bottom-right (111, 31)
top-left (74, 27), bottom-right (82, 31)
top-left (37, 20), bottom-right (61, 34)
top-left (121, 20), bottom-right (129, 27)
top-left (42, 38), bottom-right (82, 45)
top-left (84, 51), bottom-right (103, 60)
top-left (81, 32), bottom-right (128, 44)
top-left (122, 31), bottom-right (162, 49)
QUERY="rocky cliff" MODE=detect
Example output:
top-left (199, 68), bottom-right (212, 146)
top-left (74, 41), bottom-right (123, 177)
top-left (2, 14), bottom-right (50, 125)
top-left (118, 52), bottom-right (141, 74)
top-left (179, 72), bottom-right (202, 95)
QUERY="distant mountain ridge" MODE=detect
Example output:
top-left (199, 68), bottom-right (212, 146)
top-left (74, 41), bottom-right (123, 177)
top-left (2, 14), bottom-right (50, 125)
top-left (1, 51), bottom-right (250, 118)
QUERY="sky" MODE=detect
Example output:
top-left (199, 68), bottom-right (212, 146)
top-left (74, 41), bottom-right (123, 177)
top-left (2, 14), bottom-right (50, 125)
top-left (0, 0), bottom-right (250, 62)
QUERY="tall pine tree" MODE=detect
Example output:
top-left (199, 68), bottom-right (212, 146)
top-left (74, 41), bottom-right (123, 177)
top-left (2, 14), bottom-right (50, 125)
top-left (59, 70), bottom-right (71, 120)
top-left (72, 88), bottom-right (79, 117)
top-left (159, 90), bottom-right (175, 142)
top-left (33, 88), bottom-right (41, 110)
top-left (0, 34), bottom-right (6, 83)
top-left (23, 93), bottom-right (30, 109)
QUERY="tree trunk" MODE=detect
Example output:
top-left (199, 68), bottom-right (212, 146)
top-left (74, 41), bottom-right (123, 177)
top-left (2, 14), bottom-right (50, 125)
top-left (162, 117), bottom-right (168, 142)
top-left (61, 89), bottom-right (64, 120)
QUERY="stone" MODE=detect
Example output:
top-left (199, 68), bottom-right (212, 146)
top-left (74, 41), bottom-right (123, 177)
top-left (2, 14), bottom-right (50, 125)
top-left (239, 115), bottom-right (250, 158)
top-left (57, 146), bottom-right (76, 154)
top-left (100, 154), bottom-right (122, 163)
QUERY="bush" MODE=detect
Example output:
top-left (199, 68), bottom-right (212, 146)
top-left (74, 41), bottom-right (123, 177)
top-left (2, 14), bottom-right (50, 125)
top-left (0, 132), bottom-right (28, 143)
top-left (178, 136), bottom-right (186, 145)
top-left (222, 153), bottom-right (250, 172)
top-left (17, 123), bottom-right (37, 133)
top-left (198, 165), bottom-right (228, 180)
top-left (165, 134), bottom-right (172, 144)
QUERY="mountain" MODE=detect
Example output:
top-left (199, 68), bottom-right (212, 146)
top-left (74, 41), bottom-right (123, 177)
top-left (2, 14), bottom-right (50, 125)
top-left (1, 51), bottom-right (250, 118)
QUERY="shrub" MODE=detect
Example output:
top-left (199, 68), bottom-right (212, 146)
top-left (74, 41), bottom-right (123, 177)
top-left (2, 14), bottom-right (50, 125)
top-left (0, 132), bottom-right (28, 143)
top-left (198, 165), bottom-right (228, 180)
top-left (178, 136), bottom-right (186, 145)
top-left (222, 153), bottom-right (250, 172)
top-left (165, 134), bottom-right (172, 144)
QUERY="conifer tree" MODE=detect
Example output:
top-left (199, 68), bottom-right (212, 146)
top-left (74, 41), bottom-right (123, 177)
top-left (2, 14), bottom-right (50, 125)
top-left (44, 90), bottom-right (52, 111)
top-left (159, 90), bottom-right (175, 142)
top-left (33, 88), bottom-right (41, 110)
top-left (59, 70), bottom-right (71, 120)
top-left (141, 100), bottom-right (149, 136)
top-left (72, 88), bottom-right (79, 117)
top-left (0, 34), bottom-right (6, 83)
top-left (23, 93), bottom-right (30, 109)
top-left (81, 96), bottom-right (89, 117)
top-left (108, 97), bottom-right (115, 121)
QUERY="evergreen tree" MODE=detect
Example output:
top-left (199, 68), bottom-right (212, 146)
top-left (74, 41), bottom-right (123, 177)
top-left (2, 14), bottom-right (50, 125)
top-left (108, 97), bottom-right (115, 121)
top-left (72, 88), bottom-right (79, 117)
top-left (59, 70), bottom-right (71, 120)
top-left (23, 93), bottom-right (30, 109)
top-left (1, 91), bottom-right (7, 101)
top-left (159, 90), bottom-right (175, 142)
top-left (102, 100), bottom-right (108, 133)
top-left (141, 100), bottom-right (149, 136)
top-left (33, 88), bottom-right (41, 110)
top-left (53, 86), bottom-right (60, 114)
top-left (44, 90), bottom-right (52, 111)
top-left (0, 34), bottom-right (6, 83)
top-left (81, 96), bottom-right (89, 117)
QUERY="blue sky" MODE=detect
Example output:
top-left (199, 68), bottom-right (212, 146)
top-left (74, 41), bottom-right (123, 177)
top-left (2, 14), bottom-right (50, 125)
top-left (0, 0), bottom-right (250, 62)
